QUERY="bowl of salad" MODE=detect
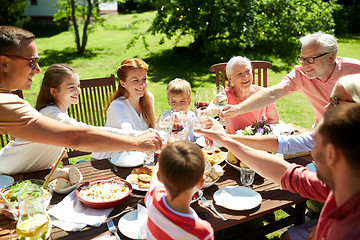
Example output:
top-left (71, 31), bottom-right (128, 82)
top-left (76, 177), bottom-right (132, 209)
top-left (0, 179), bottom-right (53, 220)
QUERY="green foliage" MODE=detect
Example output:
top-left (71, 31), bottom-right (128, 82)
top-left (53, 0), bottom-right (104, 53)
top-left (149, 0), bottom-right (340, 65)
top-left (0, 0), bottom-right (30, 27)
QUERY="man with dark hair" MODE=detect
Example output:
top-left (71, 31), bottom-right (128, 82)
top-left (0, 26), bottom-right (162, 154)
top-left (197, 103), bottom-right (360, 239)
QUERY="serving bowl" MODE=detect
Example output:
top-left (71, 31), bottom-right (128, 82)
top-left (0, 179), bottom-right (53, 220)
top-left (203, 176), bottom-right (220, 189)
top-left (76, 177), bottom-right (132, 209)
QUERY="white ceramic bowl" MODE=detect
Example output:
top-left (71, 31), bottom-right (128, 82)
top-left (203, 176), bottom-right (220, 188)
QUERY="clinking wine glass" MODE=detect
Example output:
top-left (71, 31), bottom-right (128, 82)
top-left (170, 110), bottom-right (189, 142)
top-left (213, 86), bottom-right (229, 125)
top-left (195, 89), bottom-right (209, 110)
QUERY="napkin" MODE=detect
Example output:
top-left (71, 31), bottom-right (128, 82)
top-left (48, 190), bottom-right (113, 231)
top-left (137, 204), bottom-right (148, 239)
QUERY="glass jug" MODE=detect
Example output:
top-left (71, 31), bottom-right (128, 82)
top-left (16, 183), bottom-right (52, 240)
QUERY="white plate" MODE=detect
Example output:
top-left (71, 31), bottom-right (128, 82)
top-left (118, 210), bottom-right (146, 240)
top-left (213, 186), bottom-right (262, 210)
top-left (0, 175), bottom-right (14, 189)
top-left (196, 136), bottom-right (221, 148)
top-left (110, 151), bottom-right (146, 167)
top-left (191, 189), bottom-right (203, 204)
top-left (225, 159), bottom-right (241, 171)
top-left (306, 162), bottom-right (317, 172)
top-left (125, 175), bottom-right (149, 192)
top-left (203, 150), bottom-right (227, 166)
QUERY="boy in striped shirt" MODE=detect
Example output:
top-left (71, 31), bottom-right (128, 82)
top-left (145, 141), bottom-right (214, 240)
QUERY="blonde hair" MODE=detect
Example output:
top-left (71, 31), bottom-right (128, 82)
top-left (166, 78), bottom-right (191, 98)
top-left (335, 74), bottom-right (360, 103)
top-left (107, 58), bottom-right (155, 128)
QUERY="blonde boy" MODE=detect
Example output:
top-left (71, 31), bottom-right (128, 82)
top-left (145, 141), bottom-right (214, 240)
top-left (164, 78), bottom-right (196, 141)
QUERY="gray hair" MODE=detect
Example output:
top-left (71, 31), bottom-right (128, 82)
top-left (334, 74), bottom-right (360, 103)
top-left (226, 56), bottom-right (252, 77)
top-left (300, 32), bottom-right (338, 55)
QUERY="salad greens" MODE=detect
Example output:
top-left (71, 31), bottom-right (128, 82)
top-left (2, 180), bottom-right (46, 206)
top-left (242, 118), bottom-right (272, 136)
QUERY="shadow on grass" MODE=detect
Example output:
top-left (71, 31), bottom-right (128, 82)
top-left (24, 20), bottom-right (69, 38)
top-left (144, 47), bottom-right (223, 88)
top-left (39, 47), bottom-right (100, 66)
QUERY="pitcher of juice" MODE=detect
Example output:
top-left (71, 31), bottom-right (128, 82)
top-left (16, 183), bottom-right (52, 240)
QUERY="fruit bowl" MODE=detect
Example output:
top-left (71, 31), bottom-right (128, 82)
top-left (76, 177), bottom-right (132, 209)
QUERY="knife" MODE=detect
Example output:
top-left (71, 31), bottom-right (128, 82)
top-left (106, 158), bottom-right (118, 173)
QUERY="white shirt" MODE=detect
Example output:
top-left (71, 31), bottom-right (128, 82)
top-left (91, 93), bottom-right (155, 159)
top-left (0, 105), bottom-right (142, 175)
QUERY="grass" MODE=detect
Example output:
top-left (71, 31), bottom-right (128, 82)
top-left (24, 11), bottom-right (360, 132)
top-left (22, 12), bottom-right (360, 238)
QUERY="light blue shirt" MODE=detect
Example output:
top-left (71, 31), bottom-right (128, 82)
top-left (277, 131), bottom-right (314, 154)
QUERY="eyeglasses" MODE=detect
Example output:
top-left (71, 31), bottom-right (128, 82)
top-left (297, 52), bottom-right (330, 65)
top-left (1, 54), bottom-right (39, 69)
top-left (330, 96), bottom-right (355, 107)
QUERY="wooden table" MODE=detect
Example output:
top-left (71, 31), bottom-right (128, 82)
top-left (0, 153), bottom-right (313, 240)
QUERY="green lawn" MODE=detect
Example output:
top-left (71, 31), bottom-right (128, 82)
top-left (21, 11), bottom-right (360, 240)
top-left (24, 11), bottom-right (360, 131)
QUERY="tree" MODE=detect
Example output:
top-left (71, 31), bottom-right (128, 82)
top-left (148, 0), bottom-right (340, 65)
top-left (0, 0), bottom-right (30, 27)
top-left (53, 0), bottom-right (104, 54)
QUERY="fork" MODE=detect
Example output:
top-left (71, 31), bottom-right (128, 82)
top-left (107, 220), bottom-right (121, 240)
top-left (200, 196), bottom-right (227, 221)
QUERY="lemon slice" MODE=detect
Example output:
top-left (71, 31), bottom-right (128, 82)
top-left (16, 214), bottom-right (49, 237)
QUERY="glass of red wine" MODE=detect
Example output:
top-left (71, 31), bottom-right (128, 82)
top-left (195, 89), bottom-right (209, 110)
top-left (170, 110), bottom-right (189, 142)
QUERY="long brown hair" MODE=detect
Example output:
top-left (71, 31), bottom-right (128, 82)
top-left (35, 64), bottom-right (78, 111)
top-left (107, 58), bottom-right (155, 128)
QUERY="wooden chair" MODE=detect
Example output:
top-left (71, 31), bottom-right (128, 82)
top-left (210, 60), bottom-right (272, 88)
top-left (1, 90), bottom-right (24, 149)
top-left (65, 74), bottom-right (117, 160)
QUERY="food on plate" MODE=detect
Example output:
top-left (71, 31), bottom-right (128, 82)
top-left (45, 166), bottom-right (82, 192)
top-left (69, 167), bottom-right (82, 185)
top-left (227, 151), bottom-right (248, 168)
top-left (128, 166), bottom-right (152, 189)
top-left (1, 180), bottom-right (52, 207)
top-left (202, 147), bottom-right (227, 165)
top-left (49, 178), bottom-right (71, 192)
top-left (77, 178), bottom-right (130, 202)
top-left (204, 160), bottom-right (224, 183)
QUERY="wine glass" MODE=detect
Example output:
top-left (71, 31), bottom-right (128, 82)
top-left (155, 110), bottom-right (172, 155)
top-left (191, 109), bottom-right (207, 138)
top-left (170, 110), bottom-right (190, 141)
top-left (194, 89), bottom-right (209, 110)
top-left (213, 86), bottom-right (229, 125)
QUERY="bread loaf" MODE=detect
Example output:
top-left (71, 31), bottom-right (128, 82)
top-left (69, 167), bottom-right (81, 185)
top-left (45, 170), bottom-right (69, 182)
top-left (49, 178), bottom-right (71, 191)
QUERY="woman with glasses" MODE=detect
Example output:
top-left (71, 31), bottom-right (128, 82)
top-left (210, 56), bottom-right (280, 134)
top-left (92, 58), bottom-right (155, 160)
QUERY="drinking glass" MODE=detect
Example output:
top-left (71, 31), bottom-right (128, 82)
top-left (170, 110), bottom-right (190, 141)
top-left (144, 152), bottom-right (155, 167)
top-left (240, 167), bottom-right (255, 187)
top-left (213, 86), bottom-right (229, 125)
top-left (194, 89), bottom-right (209, 110)
top-left (191, 110), bottom-right (207, 138)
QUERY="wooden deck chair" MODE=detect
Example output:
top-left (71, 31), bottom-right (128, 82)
top-left (1, 90), bottom-right (24, 149)
top-left (65, 74), bottom-right (116, 161)
top-left (210, 60), bottom-right (272, 88)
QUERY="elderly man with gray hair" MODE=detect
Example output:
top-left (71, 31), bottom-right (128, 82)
top-left (222, 32), bottom-right (360, 126)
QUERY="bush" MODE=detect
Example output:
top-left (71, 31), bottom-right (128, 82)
top-left (148, 0), bottom-right (340, 66)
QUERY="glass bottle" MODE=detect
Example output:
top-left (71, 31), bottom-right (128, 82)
top-left (16, 183), bottom-right (52, 240)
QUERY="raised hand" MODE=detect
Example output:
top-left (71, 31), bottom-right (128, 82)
top-left (136, 131), bottom-right (163, 152)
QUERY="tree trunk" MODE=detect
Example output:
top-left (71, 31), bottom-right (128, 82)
top-left (80, 0), bottom-right (93, 54)
top-left (70, 0), bottom-right (81, 53)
